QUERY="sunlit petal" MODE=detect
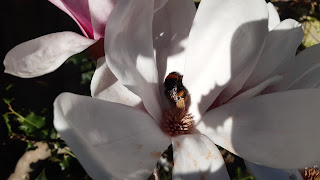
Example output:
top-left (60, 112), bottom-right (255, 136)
top-left (104, 0), bottom-right (162, 122)
top-left (183, 0), bottom-right (268, 121)
top-left (267, 2), bottom-right (281, 31)
top-left (197, 89), bottom-right (320, 169)
top-left (54, 93), bottom-right (170, 179)
top-left (4, 32), bottom-right (96, 78)
top-left (90, 57), bottom-right (144, 110)
top-left (172, 134), bottom-right (230, 180)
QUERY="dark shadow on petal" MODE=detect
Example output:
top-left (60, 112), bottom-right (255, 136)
top-left (197, 20), bottom-right (310, 172)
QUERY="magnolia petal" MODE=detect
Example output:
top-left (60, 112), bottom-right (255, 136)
top-left (153, 0), bottom-right (195, 79)
top-left (183, 0), bottom-right (268, 121)
top-left (54, 93), bottom-right (170, 179)
top-left (211, 46), bottom-right (264, 107)
top-left (244, 160), bottom-right (303, 180)
top-left (154, 0), bottom-right (168, 12)
top-left (228, 75), bottom-right (282, 103)
top-left (197, 89), bottom-right (320, 169)
top-left (4, 32), bottom-right (96, 78)
top-left (244, 19), bottom-right (303, 90)
top-left (88, 0), bottom-right (117, 39)
top-left (153, 0), bottom-right (195, 107)
top-left (271, 44), bottom-right (320, 91)
top-left (172, 134), bottom-right (230, 180)
top-left (49, 0), bottom-right (93, 38)
top-left (104, 0), bottom-right (162, 122)
top-left (267, 3), bottom-right (280, 31)
top-left (288, 64), bottom-right (320, 89)
top-left (90, 57), bottom-right (144, 110)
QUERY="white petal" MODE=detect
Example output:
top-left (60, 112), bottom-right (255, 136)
top-left (154, 0), bottom-right (168, 11)
top-left (244, 160), bottom-right (303, 180)
top-left (183, 0), bottom-right (268, 121)
top-left (229, 75), bottom-right (282, 103)
top-left (54, 92), bottom-right (170, 179)
top-left (244, 19), bottom-right (303, 90)
top-left (172, 134), bottom-right (230, 180)
top-left (153, 0), bottom-right (195, 79)
top-left (197, 89), bottom-right (320, 169)
top-left (271, 44), bottom-right (320, 91)
top-left (288, 64), bottom-right (320, 89)
top-left (104, 0), bottom-right (162, 122)
top-left (90, 57), bottom-right (145, 110)
top-left (267, 3), bottom-right (281, 31)
top-left (4, 32), bottom-right (96, 78)
top-left (153, 0), bottom-right (195, 107)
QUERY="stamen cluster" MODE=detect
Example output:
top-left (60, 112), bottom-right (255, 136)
top-left (300, 167), bottom-right (320, 180)
top-left (161, 99), bottom-right (194, 137)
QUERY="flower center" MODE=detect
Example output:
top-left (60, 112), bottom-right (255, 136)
top-left (300, 167), bottom-right (320, 180)
top-left (161, 99), bottom-right (194, 136)
top-left (162, 71), bottom-right (194, 137)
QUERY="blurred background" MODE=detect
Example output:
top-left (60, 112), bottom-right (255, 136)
top-left (1, 0), bottom-right (319, 179)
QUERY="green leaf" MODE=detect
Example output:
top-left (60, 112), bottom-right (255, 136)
top-left (35, 169), bottom-right (47, 180)
top-left (3, 98), bottom-right (14, 105)
top-left (49, 129), bottom-right (57, 139)
top-left (26, 142), bottom-right (36, 151)
top-left (19, 112), bottom-right (46, 135)
top-left (81, 70), bottom-right (94, 84)
top-left (65, 50), bottom-right (88, 65)
top-left (3, 113), bottom-right (12, 136)
top-left (59, 155), bottom-right (72, 171)
top-left (5, 84), bottom-right (14, 91)
top-left (236, 167), bottom-right (242, 179)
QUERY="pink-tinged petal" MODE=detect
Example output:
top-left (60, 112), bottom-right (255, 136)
top-left (90, 57), bottom-right (145, 110)
top-left (244, 160), bottom-right (303, 180)
top-left (270, 44), bottom-right (320, 91)
top-left (54, 93), bottom-right (170, 179)
top-left (88, 0), bottom-right (117, 39)
top-left (49, 0), bottom-right (93, 39)
top-left (183, 0), bottom-right (268, 121)
top-left (244, 19), bottom-right (303, 90)
top-left (197, 89), bottom-right (320, 169)
top-left (172, 134), bottom-right (230, 180)
top-left (267, 3), bottom-right (281, 31)
top-left (104, 0), bottom-right (162, 122)
top-left (4, 32), bottom-right (96, 78)
top-left (153, 0), bottom-right (195, 107)
top-left (228, 75), bottom-right (282, 103)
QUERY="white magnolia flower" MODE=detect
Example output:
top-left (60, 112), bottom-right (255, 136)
top-left (10, 0), bottom-right (320, 179)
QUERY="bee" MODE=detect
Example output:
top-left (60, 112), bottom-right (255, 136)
top-left (164, 72), bottom-right (189, 107)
